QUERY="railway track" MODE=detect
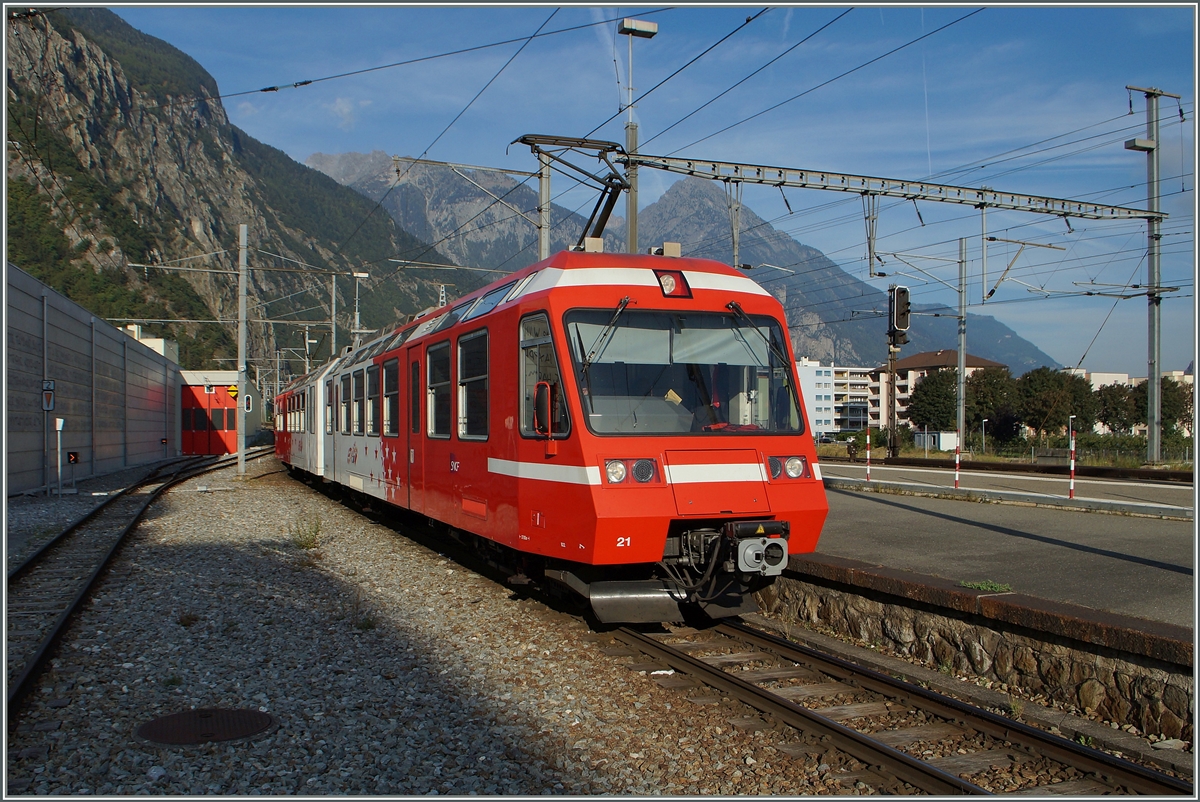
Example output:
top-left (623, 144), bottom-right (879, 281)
top-left (593, 620), bottom-right (1193, 795)
top-left (5, 449), bottom-right (273, 719)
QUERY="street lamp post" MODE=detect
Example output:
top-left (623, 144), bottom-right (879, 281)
top-left (619, 17), bottom-right (658, 255)
top-left (982, 418), bottom-right (988, 456)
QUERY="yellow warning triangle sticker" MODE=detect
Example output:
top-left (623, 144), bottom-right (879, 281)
top-left (755, 524), bottom-right (765, 534)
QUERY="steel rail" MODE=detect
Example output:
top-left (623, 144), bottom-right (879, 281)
top-left (613, 626), bottom-right (988, 795)
top-left (7, 457), bottom-right (209, 583)
top-left (720, 620), bottom-right (1194, 796)
top-left (6, 448), bottom-right (274, 720)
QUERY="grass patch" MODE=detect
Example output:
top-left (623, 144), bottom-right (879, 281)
top-left (959, 579), bottom-right (1013, 593)
top-left (289, 510), bottom-right (322, 550)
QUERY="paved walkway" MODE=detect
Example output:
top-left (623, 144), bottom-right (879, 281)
top-left (815, 483), bottom-right (1195, 629)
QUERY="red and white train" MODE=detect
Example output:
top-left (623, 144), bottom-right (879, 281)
top-left (275, 247), bottom-right (828, 623)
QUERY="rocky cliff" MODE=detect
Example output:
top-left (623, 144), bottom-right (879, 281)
top-left (6, 9), bottom-right (456, 369)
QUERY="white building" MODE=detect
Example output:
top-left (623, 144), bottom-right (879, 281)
top-left (796, 358), bottom-right (872, 438)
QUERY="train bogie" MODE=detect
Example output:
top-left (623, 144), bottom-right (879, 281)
top-left (277, 249), bottom-right (828, 623)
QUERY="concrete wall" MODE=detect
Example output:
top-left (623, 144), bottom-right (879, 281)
top-left (7, 263), bottom-right (182, 494)
top-left (761, 558), bottom-right (1192, 742)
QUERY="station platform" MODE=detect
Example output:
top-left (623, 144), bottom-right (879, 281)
top-left (810, 473), bottom-right (1193, 631)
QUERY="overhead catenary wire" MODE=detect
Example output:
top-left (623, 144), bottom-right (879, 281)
top-left (336, 8), bottom-right (560, 256)
top-left (664, 8), bottom-right (986, 156)
top-left (640, 8), bottom-right (854, 151)
top-left (583, 8), bottom-right (771, 139)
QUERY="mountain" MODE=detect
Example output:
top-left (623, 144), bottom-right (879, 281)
top-left (305, 151), bottom-right (624, 272)
top-left (636, 178), bottom-right (1061, 371)
top-left (312, 152), bottom-right (1059, 372)
top-left (5, 9), bottom-right (470, 370)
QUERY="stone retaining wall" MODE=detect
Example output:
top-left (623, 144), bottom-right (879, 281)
top-left (761, 557), bottom-right (1193, 743)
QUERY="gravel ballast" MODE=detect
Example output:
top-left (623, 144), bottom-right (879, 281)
top-left (7, 457), bottom-right (855, 795)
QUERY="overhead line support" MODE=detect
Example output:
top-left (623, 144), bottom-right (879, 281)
top-left (623, 154), bottom-right (1161, 221)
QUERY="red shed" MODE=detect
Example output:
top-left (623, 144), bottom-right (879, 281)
top-left (179, 370), bottom-right (262, 455)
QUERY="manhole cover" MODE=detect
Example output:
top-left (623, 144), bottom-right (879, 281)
top-left (136, 708), bottom-right (276, 745)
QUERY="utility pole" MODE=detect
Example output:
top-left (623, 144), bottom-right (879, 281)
top-left (539, 151), bottom-right (551, 260)
top-left (303, 325), bottom-right (313, 374)
top-left (352, 271), bottom-right (369, 348)
top-left (237, 224), bottom-right (247, 477)
top-left (957, 238), bottom-right (967, 469)
top-left (330, 274), bottom-right (337, 359)
top-left (619, 18), bottom-right (657, 254)
top-left (1125, 85), bottom-right (1179, 464)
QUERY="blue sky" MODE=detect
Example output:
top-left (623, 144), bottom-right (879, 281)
top-left (112, 5), bottom-right (1195, 377)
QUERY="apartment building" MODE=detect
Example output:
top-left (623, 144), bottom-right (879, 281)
top-left (795, 357), bottom-right (872, 437)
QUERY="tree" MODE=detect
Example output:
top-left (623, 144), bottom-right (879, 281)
top-left (1094, 383), bottom-right (1137, 434)
top-left (907, 369), bottom-right (958, 431)
top-left (1131, 377), bottom-right (1191, 436)
top-left (966, 366), bottom-right (1020, 442)
top-left (1017, 367), bottom-right (1097, 436)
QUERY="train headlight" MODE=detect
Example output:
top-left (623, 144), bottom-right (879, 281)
top-left (606, 460), bottom-right (627, 484)
top-left (785, 457), bottom-right (805, 478)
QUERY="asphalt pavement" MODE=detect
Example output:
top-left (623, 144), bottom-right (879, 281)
top-left (815, 484), bottom-right (1195, 629)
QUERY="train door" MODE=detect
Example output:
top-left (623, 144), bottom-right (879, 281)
top-left (322, 377), bottom-right (335, 478)
top-left (406, 347), bottom-right (423, 514)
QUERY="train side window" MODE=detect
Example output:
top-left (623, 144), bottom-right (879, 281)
top-left (308, 387), bottom-right (315, 434)
top-left (366, 365), bottom-right (380, 436)
top-left (340, 374), bottom-right (351, 434)
top-left (520, 313), bottom-right (569, 437)
top-left (458, 329), bottom-right (488, 439)
top-left (427, 341), bottom-right (451, 438)
top-left (325, 380), bottom-right (334, 434)
top-left (382, 359), bottom-right (399, 437)
top-left (410, 360), bottom-right (420, 435)
top-left (353, 370), bottom-right (365, 435)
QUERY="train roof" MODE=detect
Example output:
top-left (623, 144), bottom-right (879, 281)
top-left (277, 250), bottom-right (771, 396)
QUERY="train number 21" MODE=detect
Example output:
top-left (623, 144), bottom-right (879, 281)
top-left (616, 537), bottom-right (631, 548)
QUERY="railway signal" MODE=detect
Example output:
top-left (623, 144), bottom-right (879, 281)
top-left (887, 286), bottom-right (909, 347)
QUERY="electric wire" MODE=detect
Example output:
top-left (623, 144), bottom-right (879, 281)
top-left (640, 8), bottom-right (854, 151)
top-left (583, 8), bottom-right (771, 139)
top-left (335, 9), bottom-right (560, 257)
top-left (663, 8), bottom-right (986, 156)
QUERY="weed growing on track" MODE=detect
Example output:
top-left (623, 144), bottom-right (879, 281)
top-left (289, 510), bottom-right (322, 551)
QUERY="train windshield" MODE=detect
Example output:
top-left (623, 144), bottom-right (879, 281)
top-left (565, 308), bottom-right (804, 435)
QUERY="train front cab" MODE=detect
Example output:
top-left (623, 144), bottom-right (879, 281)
top-left (495, 255), bottom-right (828, 623)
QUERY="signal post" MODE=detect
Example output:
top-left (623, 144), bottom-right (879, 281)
top-left (887, 286), bottom-right (910, 459)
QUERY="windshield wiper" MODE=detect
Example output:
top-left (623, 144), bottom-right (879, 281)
top-left (582, 295), bottom-right (631, 373)
top-left (725, 300), bottom-right (792, 368)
